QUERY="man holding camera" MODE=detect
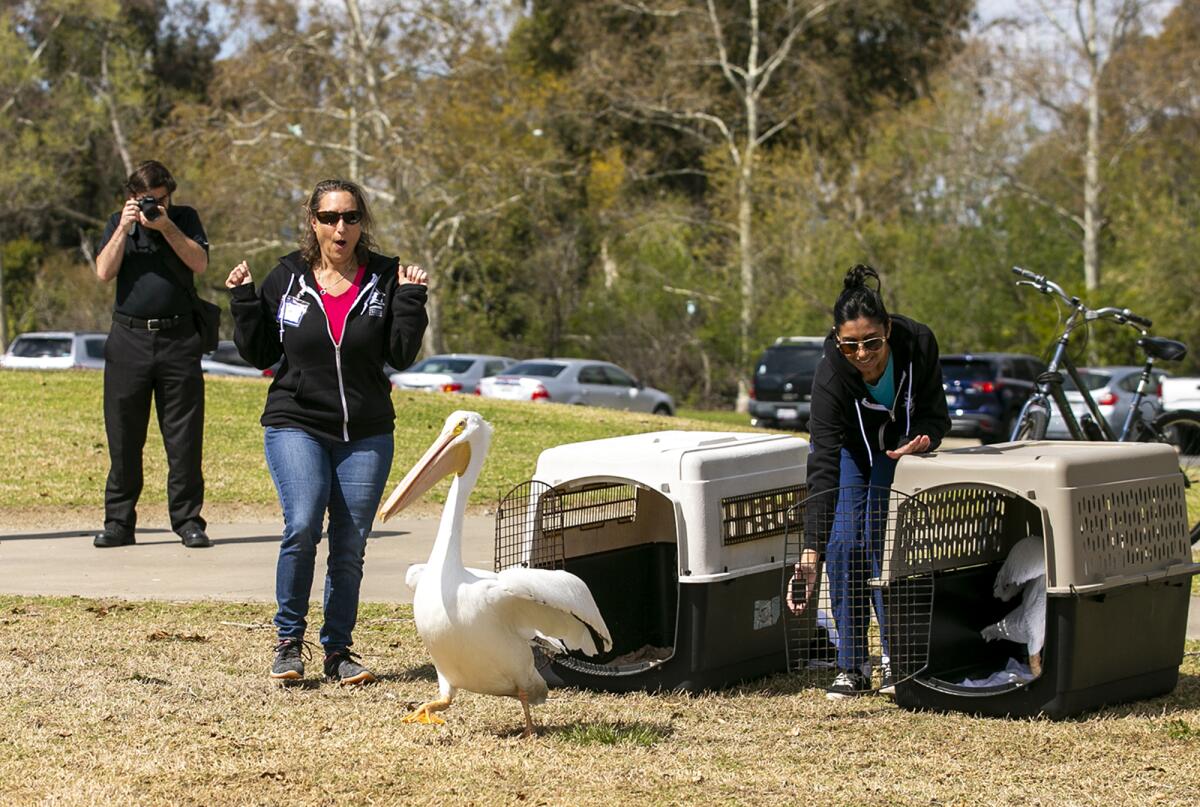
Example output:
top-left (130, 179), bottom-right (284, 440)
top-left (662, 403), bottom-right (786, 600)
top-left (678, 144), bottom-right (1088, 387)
top-left (93, 160), bottom-right (212, 549)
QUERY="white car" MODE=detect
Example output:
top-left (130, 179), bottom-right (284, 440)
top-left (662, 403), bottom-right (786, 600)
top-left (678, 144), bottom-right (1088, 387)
top-left (389, 353), bottom-right (516, 394)
top-left (1161, 377), bottom-right (1200, 412)
top-left (477, 358), bottom-right (675, 415)
top-left (1, 331), bottom-right (107, 370)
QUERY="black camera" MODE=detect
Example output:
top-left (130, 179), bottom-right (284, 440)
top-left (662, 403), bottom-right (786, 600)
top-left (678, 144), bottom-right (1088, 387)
top-left (138, 196), bottom-right (162, 221)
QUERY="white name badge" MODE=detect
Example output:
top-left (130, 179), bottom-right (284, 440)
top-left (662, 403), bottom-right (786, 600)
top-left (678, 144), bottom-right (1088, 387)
top-left (280, 296), bottom-right (309, 327)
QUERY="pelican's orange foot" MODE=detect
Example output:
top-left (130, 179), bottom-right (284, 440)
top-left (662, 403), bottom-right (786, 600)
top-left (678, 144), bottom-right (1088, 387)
top-left (402, 700), bottom-right (450, 726)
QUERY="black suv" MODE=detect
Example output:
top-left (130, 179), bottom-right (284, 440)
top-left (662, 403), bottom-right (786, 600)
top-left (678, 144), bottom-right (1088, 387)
top-left (749, 337), bottom-right (825, 430)
top-left (941, 352), bottom-right (1046, 443)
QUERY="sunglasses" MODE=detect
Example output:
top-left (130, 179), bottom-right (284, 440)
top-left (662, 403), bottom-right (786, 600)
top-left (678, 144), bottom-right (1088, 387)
top-left (313, 209), bottom-right (363, 226)
top-left (836, 335), bottom-right (887, 356)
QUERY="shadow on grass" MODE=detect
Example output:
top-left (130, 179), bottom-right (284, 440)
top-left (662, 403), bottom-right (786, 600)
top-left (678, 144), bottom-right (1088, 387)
top-left (214, 529), bottom-right (411, 546)
top-left (381, 663), bottom-right (438, 683)
top-left (526, 720), bottom-right (674, 746)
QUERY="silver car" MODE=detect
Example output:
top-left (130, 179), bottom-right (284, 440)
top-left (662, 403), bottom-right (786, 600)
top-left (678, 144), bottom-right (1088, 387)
top-left (1045, 366), bottom-right (1166, 438)
top-left (389, 353), bottom-right (517, 394)
top-left (201, 340), bottom-right (277, 378)
top-left (477, 358), bottom-right (675, 415)
top-left (0, 331), bottom-right (107, 370)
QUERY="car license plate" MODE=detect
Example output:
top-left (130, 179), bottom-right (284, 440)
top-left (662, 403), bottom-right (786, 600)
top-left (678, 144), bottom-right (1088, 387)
top-left (777, 408), bottom-right (798, 420)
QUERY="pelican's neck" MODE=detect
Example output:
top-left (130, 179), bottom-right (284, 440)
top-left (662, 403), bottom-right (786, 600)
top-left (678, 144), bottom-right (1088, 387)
top-left (429, 469), bottom-right (473, 574)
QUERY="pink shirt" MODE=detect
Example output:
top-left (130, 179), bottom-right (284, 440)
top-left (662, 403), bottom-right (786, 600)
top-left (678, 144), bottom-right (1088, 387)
top-left (315, 265), bottom-right (366, 344)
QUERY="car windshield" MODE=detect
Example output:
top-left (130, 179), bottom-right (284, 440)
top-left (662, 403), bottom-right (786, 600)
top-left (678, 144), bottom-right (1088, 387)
top-left (1063, 371), bottom-right (1111, 392)
top-left (410, 357), bottom-right (475, 374)
top-left (10, 337), bottom-right (71, 358)
top-left (940, 360), bottom-right (995, 382)
top-left (505, 362), bottom-right (566, 378)
top-left (757, 346), bottom-right (822, 375)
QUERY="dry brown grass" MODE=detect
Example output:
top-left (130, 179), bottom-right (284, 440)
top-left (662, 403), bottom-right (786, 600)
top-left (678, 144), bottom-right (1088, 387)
top-left (1, 595), bottom-right (1198, 806)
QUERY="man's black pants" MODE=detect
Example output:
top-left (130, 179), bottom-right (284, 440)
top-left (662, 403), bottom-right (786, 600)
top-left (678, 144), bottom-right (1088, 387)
top-left (103, 318), bottom-right (206, 537)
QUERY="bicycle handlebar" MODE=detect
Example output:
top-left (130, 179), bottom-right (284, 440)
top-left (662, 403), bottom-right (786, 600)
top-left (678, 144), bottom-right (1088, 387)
top-left (1013, 266), bottom-right (1155, 331)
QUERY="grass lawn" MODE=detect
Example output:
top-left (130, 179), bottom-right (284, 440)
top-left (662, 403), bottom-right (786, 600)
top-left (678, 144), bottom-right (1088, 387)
top-left (0, 371), bottom-right (774, 517)
top-left (1, 595), bottom-right (1197, 806)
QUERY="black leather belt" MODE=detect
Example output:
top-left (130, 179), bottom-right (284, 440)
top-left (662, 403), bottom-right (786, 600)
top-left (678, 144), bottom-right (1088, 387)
top-left (113, 312), bottom-right (184, 331)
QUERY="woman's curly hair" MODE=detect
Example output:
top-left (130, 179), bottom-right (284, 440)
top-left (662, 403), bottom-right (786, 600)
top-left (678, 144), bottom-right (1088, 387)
top-left (298, 179), bottom-right (378, 269)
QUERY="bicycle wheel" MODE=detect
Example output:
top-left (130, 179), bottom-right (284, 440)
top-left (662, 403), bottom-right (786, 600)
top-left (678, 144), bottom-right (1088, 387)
top-left (1150, 410), bottom-right (1200, 546)
top-left (1011, 402), bottom-right (1049, 441)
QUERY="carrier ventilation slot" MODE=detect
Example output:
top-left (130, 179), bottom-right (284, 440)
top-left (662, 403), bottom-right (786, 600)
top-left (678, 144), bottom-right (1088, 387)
top-left (893, 485), bottom-right (1030, 576)
top-left (556, 483), bottom-right (638, 530)
top-left (1074, 480), bottom-right (1190, 578)
top-left (721, 484), bottom-right (806, 546)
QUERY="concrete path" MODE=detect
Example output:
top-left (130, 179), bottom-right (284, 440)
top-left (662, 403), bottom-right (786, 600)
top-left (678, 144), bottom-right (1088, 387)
top-left (0, 516), bottom-right (495, 605)
top-left (1, 516), bottom-right (1198, 640)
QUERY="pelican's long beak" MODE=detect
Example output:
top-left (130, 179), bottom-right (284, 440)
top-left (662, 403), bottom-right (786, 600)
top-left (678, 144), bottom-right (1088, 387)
top-left (377, 425), bottom-right (471, 522)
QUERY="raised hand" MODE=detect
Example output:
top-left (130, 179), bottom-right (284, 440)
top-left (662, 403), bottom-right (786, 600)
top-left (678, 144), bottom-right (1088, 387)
top-left (399, 264), bottom-right (428, 286)
top-left (225, 261), bottom-right (253, 289)
top-left (120, 199), bottom-right (141, 234)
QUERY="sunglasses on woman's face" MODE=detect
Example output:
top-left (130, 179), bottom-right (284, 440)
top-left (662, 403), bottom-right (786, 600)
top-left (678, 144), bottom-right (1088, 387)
top-left (836, 335), bottom-right (887, 356)
top-left (313, 209), bottom-right (362, 226)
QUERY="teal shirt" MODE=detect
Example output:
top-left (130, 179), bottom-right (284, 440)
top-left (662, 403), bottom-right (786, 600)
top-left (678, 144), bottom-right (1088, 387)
top-left (865, 353), bottom-right (895, 407)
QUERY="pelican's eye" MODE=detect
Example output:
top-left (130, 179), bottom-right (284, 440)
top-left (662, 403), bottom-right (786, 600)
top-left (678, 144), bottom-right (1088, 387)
top-left (452, 420), bottom-right (467, 437)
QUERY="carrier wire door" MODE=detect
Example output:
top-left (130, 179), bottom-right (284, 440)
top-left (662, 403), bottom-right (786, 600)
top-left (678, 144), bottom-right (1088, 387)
top-left (782, 485), bottom-right (935, 692)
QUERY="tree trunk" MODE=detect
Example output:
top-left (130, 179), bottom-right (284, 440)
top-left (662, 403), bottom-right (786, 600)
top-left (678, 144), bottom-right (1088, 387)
top-left (421, 245), bottom-right (443, 358)
top-left (0, 245), bottom-right (7, 352)
top-left (735, 165), bottom-right (754, 413)
top-left (1082, 0), bottom-right (1101, 291)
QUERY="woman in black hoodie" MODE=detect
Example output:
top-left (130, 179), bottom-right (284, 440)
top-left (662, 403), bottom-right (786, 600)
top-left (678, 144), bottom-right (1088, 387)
top-left (787, 265), bottom-right (949, 700)
top-left (226, 179), bottom-right (428, 685)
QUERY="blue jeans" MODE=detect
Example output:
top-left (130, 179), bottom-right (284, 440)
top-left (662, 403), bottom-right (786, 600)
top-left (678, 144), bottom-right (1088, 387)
top-left (825, 447), bottom-right (897, 672)
top-left (264, 427), bottom-right (393, 650)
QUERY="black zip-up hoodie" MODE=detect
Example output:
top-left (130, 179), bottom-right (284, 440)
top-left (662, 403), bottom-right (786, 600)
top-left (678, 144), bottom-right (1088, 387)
top-left (229, 250), bottom-right (428, 442)
top-left (803, 313), bottom-right (950, 550)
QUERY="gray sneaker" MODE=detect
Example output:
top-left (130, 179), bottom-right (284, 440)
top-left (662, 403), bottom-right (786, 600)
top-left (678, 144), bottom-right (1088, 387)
top-left (271, 638), bottom-right (309, 681)
top-left (323, 648), bottom-right (376, 685)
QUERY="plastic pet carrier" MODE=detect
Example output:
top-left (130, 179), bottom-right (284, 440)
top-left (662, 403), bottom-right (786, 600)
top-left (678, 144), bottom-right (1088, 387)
top-left (884, 441), bottom-right (1199, 719)
top-left (494, 430), bottom-right (809, 693)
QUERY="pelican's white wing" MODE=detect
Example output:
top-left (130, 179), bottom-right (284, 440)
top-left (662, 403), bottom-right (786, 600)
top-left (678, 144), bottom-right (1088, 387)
top-left (994, 536), bottom-right (1046, 600)
top-left (487, 567), bottom-right (613, 656)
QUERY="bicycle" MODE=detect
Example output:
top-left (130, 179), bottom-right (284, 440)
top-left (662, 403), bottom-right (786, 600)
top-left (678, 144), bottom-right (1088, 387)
top-left (1008, 266), bottom-right (1200, 546)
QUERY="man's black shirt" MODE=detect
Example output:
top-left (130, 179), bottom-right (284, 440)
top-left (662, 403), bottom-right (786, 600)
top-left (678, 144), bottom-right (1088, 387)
top-left (98, 205), bottom-right (209, 319)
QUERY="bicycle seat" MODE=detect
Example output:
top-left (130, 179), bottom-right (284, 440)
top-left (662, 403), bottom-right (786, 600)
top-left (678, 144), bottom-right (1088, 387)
top-left (1137, 336), bottom-right (1188, 362)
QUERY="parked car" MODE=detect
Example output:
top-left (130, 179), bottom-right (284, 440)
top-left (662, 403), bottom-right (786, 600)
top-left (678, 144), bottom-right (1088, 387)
top-left (201, 340), bottom-right (278, 378)
top-left (1045, 366), bottom-right (1167, 438)
top-left (477, 358), bottom-right (675, 415)
top-left (1161, 376), bottom-right (1200, 412)
top-left (748, 336), bottom-right (824, 430)
top-left (942, 352), bottom-right (1045, 443)
top-left (389, 353), bottom-right (516, 394)
top-left (0, 331), bottom-right (107, 370)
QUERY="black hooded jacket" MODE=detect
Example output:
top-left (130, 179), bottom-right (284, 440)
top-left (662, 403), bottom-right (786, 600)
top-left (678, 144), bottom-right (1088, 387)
top-left (229, 250), bottom-right (428, 442)
top-left (803, 313), bottom-right (950, 550)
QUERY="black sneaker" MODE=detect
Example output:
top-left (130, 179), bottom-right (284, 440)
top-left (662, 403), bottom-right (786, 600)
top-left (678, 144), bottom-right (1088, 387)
top-left (323, 648), bottom-right (376, 685)
top-left (879, 664), bottom-right (896, 697)
top-left (826, 669), bottom-right (871, 700)
top-left (94, 530), bottom-right (135, 548)
top-left (271, 638), bottom-right (310, 681)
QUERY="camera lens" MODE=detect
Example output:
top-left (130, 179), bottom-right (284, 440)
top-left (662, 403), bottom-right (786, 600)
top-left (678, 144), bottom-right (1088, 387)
top-left (139, 196), bottom-right (161, 221)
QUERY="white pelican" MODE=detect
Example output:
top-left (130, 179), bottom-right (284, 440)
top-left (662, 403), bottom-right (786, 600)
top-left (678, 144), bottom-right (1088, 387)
top-left (377, 411), bottom-right (612, 737)
top-left (980, 535), bottom-right (1047, 676)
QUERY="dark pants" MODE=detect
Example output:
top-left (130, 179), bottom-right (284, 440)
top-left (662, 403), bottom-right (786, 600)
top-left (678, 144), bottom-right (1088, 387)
top-left (103, 317), bottom-right (206, 537)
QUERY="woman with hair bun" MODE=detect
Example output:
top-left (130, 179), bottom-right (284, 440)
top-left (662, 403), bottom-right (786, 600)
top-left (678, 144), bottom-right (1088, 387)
top-left (786, 264), bottom-right (950, 699)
